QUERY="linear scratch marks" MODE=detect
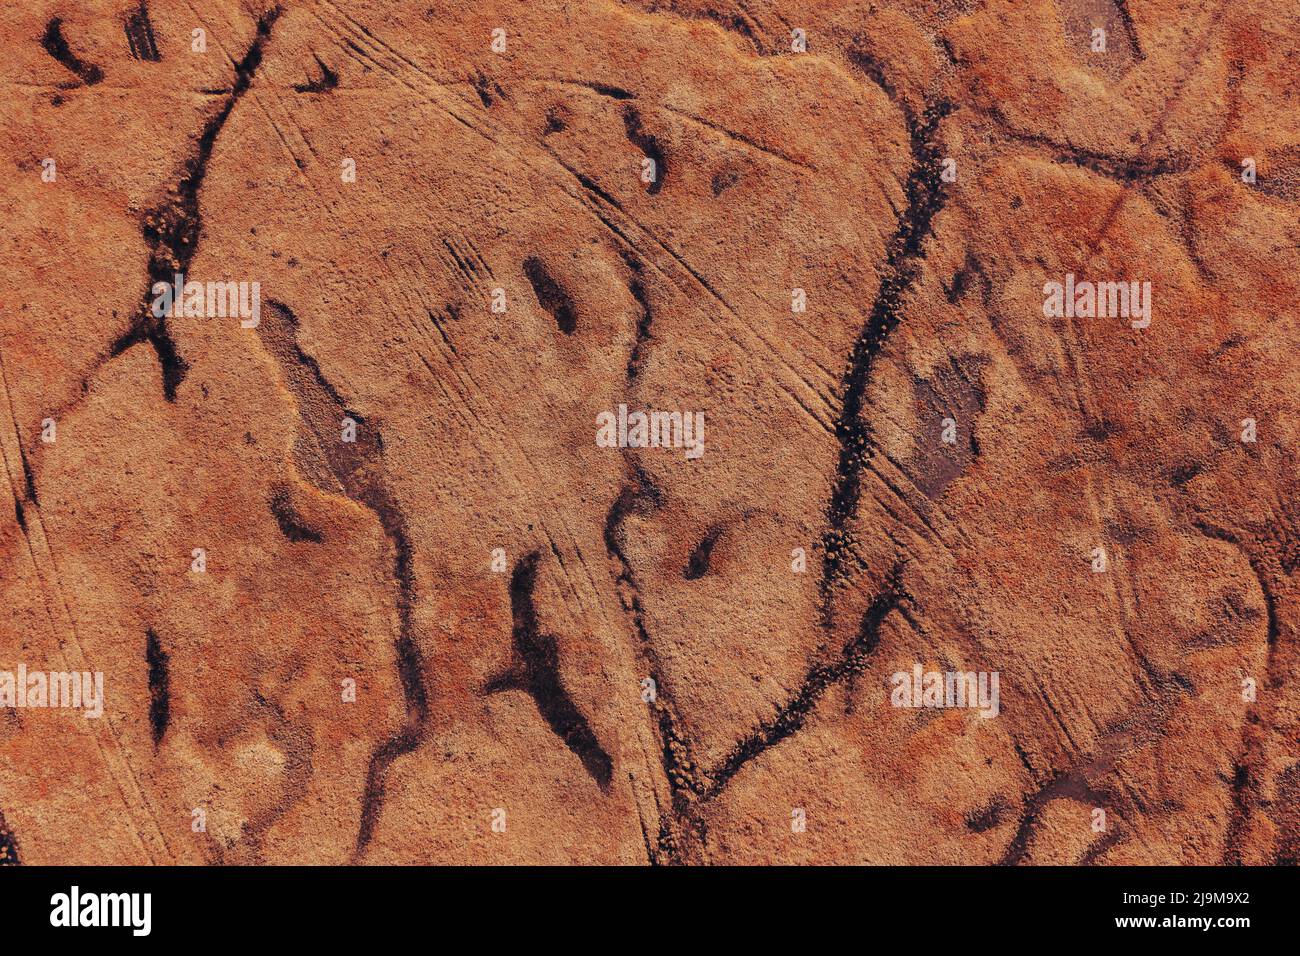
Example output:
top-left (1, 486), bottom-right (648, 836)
top-left (471, 70), bottom-right (507, 108)
top-left (319, 0), bottom-right (832, 437)
top-left (329, 0), bottom-right (827, 431)
top-left (485, 552), bottom-right (614, 792)
top-left (124, 2), bottom-right (161, 61)
top-left (255, 301), bottom-right (429, 859)
top-left (440, 237), bottom-right (490, 294)
top-left (112, 5), bottom-right (283, 401)
top-left (703, 569), bottom-right (902, 801)
top-left (41, 18), bottom-right (104, 85)
top-left (546, 146), bottom-right (625, 211)
top-left (10, 437), bottom-right (39, 538)
top-left (426, 307), bottom-right (459, 355)
top-left (0, 351), bottom-right (171, 863)
top-left (393, 269), bottom-right (618, 648)
top-left (557, 179), bottom-right (836, 434)
top-left (1000, 674), bottom-right (1191, 865)
top-left (634, 782), bottom-right (660, 865)
top-left (311, 0), bottom-right (488, 139)
top-left (819, 91), bottom-right (953, 625)
top-left (145, 629), bottom-right (171, 747)
top-left (658, 103), bottom-right (815, 171)
top-left (18, 444), bottom-right (38, 506)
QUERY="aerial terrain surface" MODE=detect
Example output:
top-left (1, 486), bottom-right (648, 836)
top-left (0, 0), bottom-right (1297, 864)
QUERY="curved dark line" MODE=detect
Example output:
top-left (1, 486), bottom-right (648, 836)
top-left (704, 570), bottom-right (902, 800)
top-left (818, 94), bottom-right (953, 624)
top-left (485, 552), bottom-right (614, 792)
top-left (118, 5), bottom-right (283, 401)
top-left (41, 18), bottom-right (104, 85)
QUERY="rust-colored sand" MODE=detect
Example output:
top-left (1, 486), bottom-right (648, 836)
top-left (1, 0), bottom-right (1297, 864)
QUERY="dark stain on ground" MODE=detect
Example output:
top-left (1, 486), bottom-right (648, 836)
top-left (623, 106), bottom-right (667, 196)
top-left (523, 257), bottom-right (578, 334)
top-left (294, 54), bottom-right (339, 93)
top-left (486, 552), bottom-right (614, 792)
top-left (112, 6), bottom-right (283, 401)
top-left (684, 525), bottom-right (724, 580)
top-left (146, 629), bottom-right (171, 746)
top-left (818, 94), bottom-right (953, 624)
top-left (41, 18), bottom-right (104, 84)
top-left (905, 354), bottom-right (989, 499)
top-left (269, 487), bottom-right (325, 543)
top-left (124, 1), bottom-right (161, 62)
top-left (966, 795), bottom-right (1011, 833)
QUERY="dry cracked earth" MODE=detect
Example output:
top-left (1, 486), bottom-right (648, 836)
top-left (1, 0), bottom-right (1298, 866)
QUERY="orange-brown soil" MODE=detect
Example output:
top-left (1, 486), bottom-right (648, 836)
top-left (0, 0), bottom-right (1297, 864)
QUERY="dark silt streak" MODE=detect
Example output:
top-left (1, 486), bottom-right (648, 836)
top-left (253, 301), bottom-right (429, 860)
top-left (703, 569), bottom-right (902, 801)
top-left (41, 18), bottom-right (104, 84)
top-left (146, 629), bottom-right (171, 746)
top-left (1190, 518), bottom-right (1284, 863)
top-left (622, 106), bottom-right (666, 196)
top-left (621, 251), bottom-right (653, 381)
top-left (124, 1), bottom-right (161, 62)
top-left (818, 95), bottom-right (953, 625)
top-left (602, 463), bottom-right (707, 861)
top-left (113, 5), bottom-right (283, 401)
top-left (683, 525), bottom-right (723, 580)
top-left (484, 552), bottom-right (614, 792)
top-left (522, 257), bottom-right (578, 335)
top-left (1000, 672), bottom-right (1191, 865)
top-left (294, 54), bottom-right (339, 93)
top-left (1000, 766), bottom-right (1110, 866)
top-left (268, 487), bottom-right (325, 543)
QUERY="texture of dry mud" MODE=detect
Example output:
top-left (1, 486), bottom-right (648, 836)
top-left (1, 0), bottom-right (1298, 865)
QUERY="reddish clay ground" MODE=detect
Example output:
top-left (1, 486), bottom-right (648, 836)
top-left (0, 0), bottom-right (1297, 864)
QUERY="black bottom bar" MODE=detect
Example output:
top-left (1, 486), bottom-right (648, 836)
top-left (0, 865), bottom-right (1287, 942)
